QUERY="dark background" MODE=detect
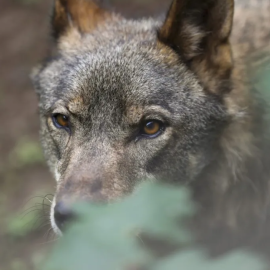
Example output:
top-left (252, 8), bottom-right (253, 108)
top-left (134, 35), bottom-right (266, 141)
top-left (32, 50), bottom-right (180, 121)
top-left (0, 0), bottom-right (171, 269)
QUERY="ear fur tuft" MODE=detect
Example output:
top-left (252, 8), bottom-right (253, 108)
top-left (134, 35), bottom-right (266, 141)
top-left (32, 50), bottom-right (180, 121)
top-left (52, 0), bottom-right (111, 39)
top-left (158, 0), bottom-right (235, 94)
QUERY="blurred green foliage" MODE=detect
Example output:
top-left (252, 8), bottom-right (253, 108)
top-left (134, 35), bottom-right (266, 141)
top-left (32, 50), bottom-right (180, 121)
top-left (10, 259), bottom-right (28, 270)
top-left (0, 138), bottom-right (45, 240)
top-left (42, 182), bottom-right (268, 270)
top-left (8, 138), bottom-right (44, 169)
top-left (249, 48), bottom-right (270, 100)
top-left (7, 206), bottom-right (41, 238)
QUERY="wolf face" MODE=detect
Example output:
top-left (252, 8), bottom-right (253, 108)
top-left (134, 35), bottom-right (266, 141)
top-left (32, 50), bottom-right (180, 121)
top-left (33, 0), bottom-right (268, 236)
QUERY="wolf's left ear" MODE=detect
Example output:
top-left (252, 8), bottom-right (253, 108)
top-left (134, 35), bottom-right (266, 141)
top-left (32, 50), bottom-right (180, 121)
top-left (52, 0), bottom-right (111, 40)
top-left (158, 0), bottom-right (234, 94)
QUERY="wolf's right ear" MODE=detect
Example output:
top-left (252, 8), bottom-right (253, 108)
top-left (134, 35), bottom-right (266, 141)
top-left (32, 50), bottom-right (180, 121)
top-left (52, 0), bottom-right (111, 40)
top-left (158, 0), bottom-right (234, 94)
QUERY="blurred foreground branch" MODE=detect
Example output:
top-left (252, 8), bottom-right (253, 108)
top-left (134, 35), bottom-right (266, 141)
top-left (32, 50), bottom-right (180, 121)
top-left (42, 182), bottom-right (268, 270)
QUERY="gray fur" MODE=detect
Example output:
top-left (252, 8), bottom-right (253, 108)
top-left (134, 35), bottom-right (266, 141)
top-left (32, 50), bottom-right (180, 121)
top-left (32, 0), bottom-right (270, 255)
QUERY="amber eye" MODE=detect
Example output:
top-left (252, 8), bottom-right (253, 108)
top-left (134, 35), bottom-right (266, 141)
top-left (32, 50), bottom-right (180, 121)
top-left (142, 120), bottom-right (163, 137)
top-left (52, 114), bottom-right (69, 129)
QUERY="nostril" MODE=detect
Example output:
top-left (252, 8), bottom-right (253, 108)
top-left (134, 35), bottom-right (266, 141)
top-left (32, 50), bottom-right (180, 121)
top-left (54, 201), bottom-right (74, 231)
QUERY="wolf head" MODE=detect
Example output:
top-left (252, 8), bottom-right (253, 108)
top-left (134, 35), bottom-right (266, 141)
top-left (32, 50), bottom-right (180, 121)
top-left (32, 0), bottom-right (236, 233)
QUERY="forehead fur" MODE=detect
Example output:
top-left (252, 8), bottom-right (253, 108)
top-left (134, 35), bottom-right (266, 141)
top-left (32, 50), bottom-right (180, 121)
top-left (33, 16), bottom-right (227, 129)
top-left (58, 16), bottom-right (162, 53)
top-left (36, 19), bottom-right (199, 98)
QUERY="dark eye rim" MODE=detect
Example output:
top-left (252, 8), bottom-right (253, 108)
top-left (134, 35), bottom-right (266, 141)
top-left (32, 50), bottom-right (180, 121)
top-left (139, 119), bottom-right (165, 139)
top-left (52, 113), bottom-right (70, 132)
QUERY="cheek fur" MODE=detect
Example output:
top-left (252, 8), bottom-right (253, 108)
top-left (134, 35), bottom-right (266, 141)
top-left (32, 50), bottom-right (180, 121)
top-left (54, 167), bottom-right (61, 182)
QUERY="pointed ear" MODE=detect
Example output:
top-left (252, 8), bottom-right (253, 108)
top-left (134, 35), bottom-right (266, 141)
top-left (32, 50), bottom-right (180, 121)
top-left (52, 0), bottom-right (111, 39)
top-left (158, 0), bottom-right (234, 94)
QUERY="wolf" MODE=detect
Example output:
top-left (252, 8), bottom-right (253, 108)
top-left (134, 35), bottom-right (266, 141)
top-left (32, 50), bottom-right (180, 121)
top-left (32, 0), bottom-right (270, 255)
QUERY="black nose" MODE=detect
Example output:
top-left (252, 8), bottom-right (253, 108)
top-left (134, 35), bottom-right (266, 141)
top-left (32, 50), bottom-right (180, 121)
top-left (54, 201), bottom-right (74, 231)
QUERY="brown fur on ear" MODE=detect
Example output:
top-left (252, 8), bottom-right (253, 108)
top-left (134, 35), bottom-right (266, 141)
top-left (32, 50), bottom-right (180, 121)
top-left (52, 0), bottom-right (111, 39)
top-left (158, 0), bottom-right (234, 94)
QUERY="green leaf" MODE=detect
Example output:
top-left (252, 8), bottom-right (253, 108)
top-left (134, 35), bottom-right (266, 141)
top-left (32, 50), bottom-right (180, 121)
top-left (7, 208), bottom-right (41, 238)
top-left (150, 250), bottom-right (268, 270)
top-left (9, 139), bottom-right (44, 169)
top-left (43, 182), bottom-right (268, 270)
top-left (43, 182), bottom-right (195, 270)
top-left (151, 250), bottom-right (267, 270)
